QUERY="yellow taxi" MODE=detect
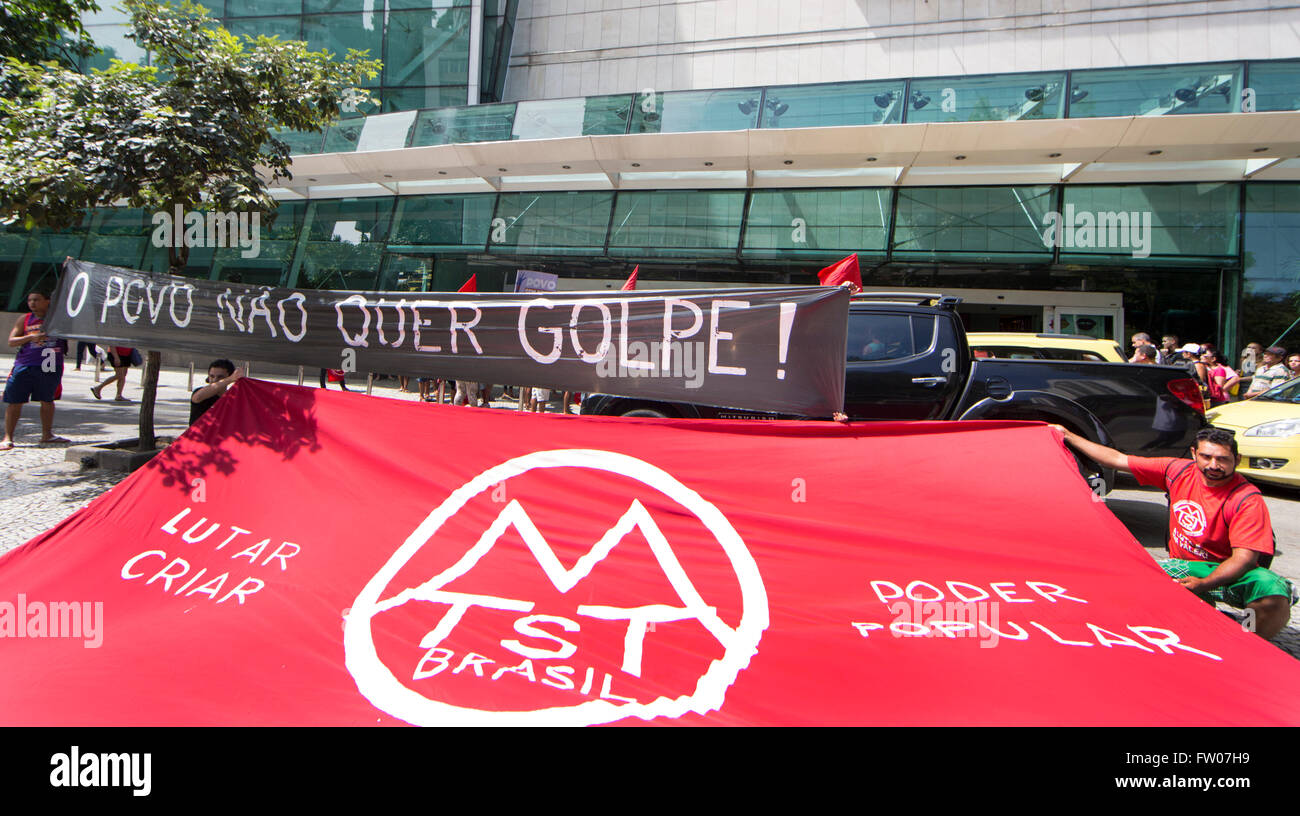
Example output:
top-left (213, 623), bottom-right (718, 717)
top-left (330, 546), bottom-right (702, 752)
top-left (1206, 376), bottom-right (1300, 488)
top-left (967, 333), bottom-right (1127, 363)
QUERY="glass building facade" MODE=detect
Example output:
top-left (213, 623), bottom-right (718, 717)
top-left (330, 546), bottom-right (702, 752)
top-left (22, 5), bottom-right (1300, 356)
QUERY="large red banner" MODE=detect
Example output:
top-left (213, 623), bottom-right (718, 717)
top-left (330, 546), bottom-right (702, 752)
top-left (1, 378), bottom-right (1298, 725)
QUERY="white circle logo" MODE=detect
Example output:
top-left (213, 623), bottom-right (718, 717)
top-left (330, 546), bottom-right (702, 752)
top-left (344, 449), bottom-right (769, 726)
top-left (1172, 500), bottom-right (1207, 537)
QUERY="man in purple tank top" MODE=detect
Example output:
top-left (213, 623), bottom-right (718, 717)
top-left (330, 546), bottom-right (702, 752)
top-left (2, 291), bottom-right (70, 450)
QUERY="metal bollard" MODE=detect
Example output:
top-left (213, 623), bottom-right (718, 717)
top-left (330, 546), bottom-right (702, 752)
top-left (297, 366), bottom-right (304, 387)
top-left (188, 361), bottom-right (194, 392)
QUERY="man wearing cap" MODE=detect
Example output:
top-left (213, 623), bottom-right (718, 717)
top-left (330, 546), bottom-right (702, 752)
top-left (1245, 346), bottom-right (1289, 398)
top-left (1053, 425), bottom-right (1293, 640)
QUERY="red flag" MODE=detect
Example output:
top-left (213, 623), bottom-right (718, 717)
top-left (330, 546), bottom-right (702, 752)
top-left (2, 378), bottom-right (1299, 725)
top-left (457, 274), bottom-right (477, 293)
top-left (817, 254), bottom-right (861, 293)
top-left (621, 266), bottom-right (638, 291)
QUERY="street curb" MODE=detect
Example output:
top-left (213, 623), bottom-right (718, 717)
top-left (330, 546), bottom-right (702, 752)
top-left (65, 438), bottom-right (173, 473)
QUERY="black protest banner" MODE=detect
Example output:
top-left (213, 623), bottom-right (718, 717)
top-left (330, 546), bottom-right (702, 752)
top-left (46, 260), bottom-right (848, 416)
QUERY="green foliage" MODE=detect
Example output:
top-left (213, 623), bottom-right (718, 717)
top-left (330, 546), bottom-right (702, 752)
top-left (0, 0), bottom-right (100, 68)
top-left (0, 0), bottom-right (381, 266)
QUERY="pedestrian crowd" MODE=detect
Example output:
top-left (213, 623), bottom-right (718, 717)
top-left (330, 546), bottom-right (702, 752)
top-left (1128, 331), bottom-right (1296, 407)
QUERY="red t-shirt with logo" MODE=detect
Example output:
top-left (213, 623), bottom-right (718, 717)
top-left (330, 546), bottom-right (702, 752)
top-left (1128, 456), bottom-right (1273, 562)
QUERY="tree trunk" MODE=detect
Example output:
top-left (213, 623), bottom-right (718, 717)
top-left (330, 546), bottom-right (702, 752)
top-left (137, 350), bottom-right (161, 452)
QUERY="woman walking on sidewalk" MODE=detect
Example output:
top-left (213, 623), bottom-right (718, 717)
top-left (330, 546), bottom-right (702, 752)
top-left (90, 347), bottom-right (136, 402)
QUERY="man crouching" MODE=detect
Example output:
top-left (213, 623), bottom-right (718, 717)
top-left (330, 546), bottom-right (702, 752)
top-left (1054, 425), bottom-right (1293, 639)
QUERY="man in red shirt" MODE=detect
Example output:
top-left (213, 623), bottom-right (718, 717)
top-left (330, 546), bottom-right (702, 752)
top-left (1054, 425), bottom-right (1293, 639)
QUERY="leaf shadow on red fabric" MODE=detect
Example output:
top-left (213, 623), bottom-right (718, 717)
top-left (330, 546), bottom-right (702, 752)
top-left (152, 379), bottom-right (322, 497)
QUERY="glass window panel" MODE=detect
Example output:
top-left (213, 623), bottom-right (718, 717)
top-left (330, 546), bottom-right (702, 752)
top-left (1068, 63), bottom-right (1243, 118)
top-left (743, 188), bottom-right (891, 257)
top-left (489, 192), bottom-right (613, 255)
top-left (892, 186), bottom-right (1055, 261)
top-left (608, 191), bottom-right (746, 257)
top-left (276, 127), bottom-right (326, 155)
top-left (82, 24), bottom-right (148, 71)
top-left (79, 208), bottom-right (153, 269)
top-left (211, 202), bottom-right (305, 286)
top-left (304, 12), bottom-right (383, 87)
top-left (1243, 183), bottom-right (1300, 350)
top-left (304, 0), bottom-right (366, 12)
top-left (388, 194), bottom-right (494, 251)
top-left (1059, 183), bottom-right (1239, 261)
top-left (224, 16), bottom-right (301, 42)
top-left (905, 72), bottom-right (1067, 123)
top-left (758, 80), bottom-right (907, 128)
top-left (197, 0), bottom-right (226, 16)
top-left (295, 198), bottom-right (393, 290)
top-left (382, 86), bottom-right (467, 113)
top-left (224, 0), bottom-right (301, 16)
top-left (512, 95), bottom-right (632, 139)
top-left (384, 7), bottom-right (470, 88)
top-left (630, 89), bottom-right (760, 134)
top-left (410, 103), bottom-right (515, 146)
top-left (1248, 60), bottom-right (1300, 112)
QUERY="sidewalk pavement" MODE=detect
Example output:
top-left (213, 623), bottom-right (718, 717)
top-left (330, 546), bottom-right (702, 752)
top-left (1, 364), bottom-right (1298, 661)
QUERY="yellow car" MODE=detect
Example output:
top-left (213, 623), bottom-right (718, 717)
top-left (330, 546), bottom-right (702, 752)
top-left (967, 333), bottom-right (1127, 363)
top-left (1206, 377), bottom-right (1300, 488)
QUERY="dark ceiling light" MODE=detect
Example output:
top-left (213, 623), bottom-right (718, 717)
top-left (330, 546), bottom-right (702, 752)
top-left (737, 99), bottom-right (758, 116)
top-left (910, 92), bottom-right (931, 110)
top-left (307, 177), bottom-right (318, 182)
top-left (1048, 152), bottom-right (1062, 158)
top-left (873, 91), bottom-right (896, 108)
top-left (1024, 86), bottom-right (1046, 102)
top-left (383, 174), bottom-right (393, 178)
top-left (1148, 149), bottom-right (1163, 155)
top-left (498, 167), bottom-right (508, 172)
top-left (437, 170), bottom-right (447, 175)
top-left (783, 160), bottom-right (793, 165)
top-left (1070, 88), bottom-right (1088, 103)
top-left (630, 162), bottom-right (640, 167)
top-left (561, 164), bottom-right (571, 169)
top-left (1174, 87), bottom-right (1197, 103)
top-left (1253, 147), bottom-right (1270, 153)
top-left (865, 157), bottom-right (878, 162)
top-left (954, 155), bottom-right (966, 160)
top-left (703, 161), bottom-right (714, 166)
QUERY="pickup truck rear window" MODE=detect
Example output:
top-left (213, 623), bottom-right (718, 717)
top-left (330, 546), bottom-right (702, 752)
top-left (847, 313), bottom-right (936, 362)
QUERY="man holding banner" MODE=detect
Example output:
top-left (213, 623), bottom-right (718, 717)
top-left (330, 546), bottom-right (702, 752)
top-left (2, 291), bottom-right (70, 450)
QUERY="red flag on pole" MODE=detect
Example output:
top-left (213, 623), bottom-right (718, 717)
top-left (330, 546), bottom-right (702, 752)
top-left (621, 266), bottom-right (639, 291)
top-left (457, 274), bottom-right (477, 293)
top-left (817, 255), bottom-right (861, 293)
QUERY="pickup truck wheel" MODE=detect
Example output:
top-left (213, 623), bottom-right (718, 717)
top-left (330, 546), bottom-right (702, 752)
top-left (621, 407), bottom-right (670, 418)
top-left (1072, 451), bottom-right (1109, 498)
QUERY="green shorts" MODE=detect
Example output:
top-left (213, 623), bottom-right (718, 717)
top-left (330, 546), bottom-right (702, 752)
top-left (1159, 558), bottom-right (1297, 608)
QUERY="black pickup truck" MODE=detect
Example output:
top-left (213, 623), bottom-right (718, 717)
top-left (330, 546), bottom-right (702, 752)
top-left (580, 293), bottom-right (1208, 492)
